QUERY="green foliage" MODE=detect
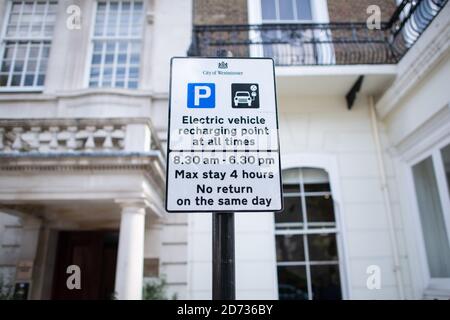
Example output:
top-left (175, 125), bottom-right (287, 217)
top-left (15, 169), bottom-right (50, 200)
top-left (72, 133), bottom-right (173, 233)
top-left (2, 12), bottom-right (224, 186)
top-left (142, 276), bottom-right (177, 300)
top-left (0, 272), bottom-right (14, 300)
top-left (109, 291), bottom-right (117, 300)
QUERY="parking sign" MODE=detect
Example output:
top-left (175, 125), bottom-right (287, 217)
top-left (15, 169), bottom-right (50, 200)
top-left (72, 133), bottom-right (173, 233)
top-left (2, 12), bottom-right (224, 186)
top-left (187, 83), bottom-right (215, 108)
top-left (166, 57), bottom-right (282, 213)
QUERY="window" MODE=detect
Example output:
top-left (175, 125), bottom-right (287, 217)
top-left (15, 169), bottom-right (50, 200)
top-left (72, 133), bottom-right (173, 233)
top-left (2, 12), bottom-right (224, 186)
top-left (275, 168), bottom-right (342, 300)
top-left (257, 0), bottom-right (334, 65)
top-left (261, 0), bottom-right (312, 22)
top-left (412, 143), bottom-right (450, 279)
top-left (0, 1), bottom-right (57, 90)
top-left (442, 145), bottom-right (450, 196)
top-left (89, 1), bottom-right (144, 89)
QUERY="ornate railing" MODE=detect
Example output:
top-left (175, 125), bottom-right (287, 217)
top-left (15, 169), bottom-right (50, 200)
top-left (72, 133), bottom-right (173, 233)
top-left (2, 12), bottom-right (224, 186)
top-left (188, 0), bottom-right (448, 65)
top-left (0, 118), bottom-right (163, 154)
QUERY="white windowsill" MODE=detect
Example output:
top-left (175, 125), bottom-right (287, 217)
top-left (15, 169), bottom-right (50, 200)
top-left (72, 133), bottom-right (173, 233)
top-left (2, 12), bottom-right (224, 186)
top-left (0, 87), bottom-right (44, 93)
top-left (275, 64), bottom-right (398, 77)
top-left (424, 288), bottom-right (450, 300)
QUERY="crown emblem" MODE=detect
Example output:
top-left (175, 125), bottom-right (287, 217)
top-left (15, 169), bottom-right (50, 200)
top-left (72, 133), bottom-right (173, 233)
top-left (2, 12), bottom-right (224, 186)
top-left (218, 61), bottom-right (228, 69)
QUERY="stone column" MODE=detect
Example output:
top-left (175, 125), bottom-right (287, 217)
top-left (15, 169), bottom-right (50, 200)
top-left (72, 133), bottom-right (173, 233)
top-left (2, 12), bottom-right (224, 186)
top-left (114, 200), bottom-right (147, 300)
top-left (30, 226), bottom-right (58, 300)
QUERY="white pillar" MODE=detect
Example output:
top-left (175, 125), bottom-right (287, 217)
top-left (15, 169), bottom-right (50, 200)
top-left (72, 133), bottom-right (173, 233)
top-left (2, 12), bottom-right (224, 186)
top-left (114, 201), bottom-right (146, 300)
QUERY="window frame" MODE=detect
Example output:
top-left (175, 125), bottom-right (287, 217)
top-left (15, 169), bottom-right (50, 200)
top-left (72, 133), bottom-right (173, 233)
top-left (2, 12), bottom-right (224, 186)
top-left (0, 0), bottom-right (57, 92)
top-left (85, 0), bottom-right (145, 90)
top-left (275, 157), bottom-right (349, 300)
top-left (248, 0), bottom-right (330, 25)
top-left (409, 135), bottom-right (450, 291)
top-left (260, 0), bottom-right (314, 23)
top-left (247, 0), bottom-right (335, 65)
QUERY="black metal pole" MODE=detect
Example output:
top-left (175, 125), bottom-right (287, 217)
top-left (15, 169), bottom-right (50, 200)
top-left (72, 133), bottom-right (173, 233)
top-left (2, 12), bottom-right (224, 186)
top-left (212, 212), bottom-right (235, 300)
top-left (212, 49), bottom-right (235, 300)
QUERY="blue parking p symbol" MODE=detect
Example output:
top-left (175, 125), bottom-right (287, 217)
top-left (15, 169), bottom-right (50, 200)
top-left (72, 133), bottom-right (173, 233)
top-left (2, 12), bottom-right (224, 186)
top-left (187, 83), bottom-right (215, 108)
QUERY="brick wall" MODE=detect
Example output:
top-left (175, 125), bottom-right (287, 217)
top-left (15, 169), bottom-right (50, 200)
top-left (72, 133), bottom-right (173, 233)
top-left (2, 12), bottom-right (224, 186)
top-left (327, 0), bottom-right (398, 23)
top-left (193, 0), bottom-right (398, 25)
top-left (193, 0), bottom-right (248, 25)
top-left (191, 0), bottom-right (399, 61)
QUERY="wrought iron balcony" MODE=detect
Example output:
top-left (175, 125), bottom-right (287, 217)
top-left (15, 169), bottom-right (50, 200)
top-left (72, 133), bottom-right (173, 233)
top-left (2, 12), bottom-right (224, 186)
top-left (188, 0), bottom-right (448, 65)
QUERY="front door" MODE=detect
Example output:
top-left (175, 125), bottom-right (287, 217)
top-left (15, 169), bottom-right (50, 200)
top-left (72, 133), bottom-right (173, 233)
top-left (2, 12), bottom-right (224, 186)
top-left (52, 231), bottom-right (118, 300)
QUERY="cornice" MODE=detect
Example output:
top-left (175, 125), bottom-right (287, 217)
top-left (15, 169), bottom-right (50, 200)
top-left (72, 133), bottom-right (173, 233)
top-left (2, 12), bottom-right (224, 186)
top-left (0, 89), bottom-right (169, 102)
top-left (0, 151), bottom-right (165, 172)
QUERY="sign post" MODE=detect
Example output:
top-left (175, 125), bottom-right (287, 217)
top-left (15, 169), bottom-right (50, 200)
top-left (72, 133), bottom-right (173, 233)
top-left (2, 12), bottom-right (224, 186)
top-left (166, 57), bottom-right (282, 300)
top-left (212, 211), bottom-right (235, 300)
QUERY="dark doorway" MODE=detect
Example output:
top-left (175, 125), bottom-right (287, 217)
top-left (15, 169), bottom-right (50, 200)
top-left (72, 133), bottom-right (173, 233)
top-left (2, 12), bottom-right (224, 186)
top-left (52, 231), bottom-right (118, 300)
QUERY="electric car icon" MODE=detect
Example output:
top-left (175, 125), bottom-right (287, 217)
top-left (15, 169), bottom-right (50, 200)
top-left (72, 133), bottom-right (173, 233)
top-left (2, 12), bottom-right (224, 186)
top-left (233, 91), bottom-right (252, 107)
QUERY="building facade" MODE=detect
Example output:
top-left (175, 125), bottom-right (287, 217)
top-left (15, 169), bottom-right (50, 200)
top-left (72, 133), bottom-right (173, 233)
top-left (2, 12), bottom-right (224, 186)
top-left (186, 0), bottom-right (450, 300)
top-left (0, 0), bottom-right (449, 300)
top-left (0, 0), bottom-right (192, 300)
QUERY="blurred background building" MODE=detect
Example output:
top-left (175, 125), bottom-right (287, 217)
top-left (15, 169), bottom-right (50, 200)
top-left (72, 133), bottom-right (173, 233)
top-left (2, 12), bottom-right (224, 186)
top-left (0, 0), bottom-right (449, 300)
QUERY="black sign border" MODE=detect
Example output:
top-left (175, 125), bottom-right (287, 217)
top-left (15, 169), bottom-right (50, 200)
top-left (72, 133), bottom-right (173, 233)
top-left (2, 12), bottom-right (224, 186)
top-left (165, 57), bottom-right (284, 213)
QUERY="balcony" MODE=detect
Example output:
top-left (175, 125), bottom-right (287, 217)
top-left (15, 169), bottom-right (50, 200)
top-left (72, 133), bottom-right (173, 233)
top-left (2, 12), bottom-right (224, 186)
top-left (0, 117), bottom-right (165, 186)
top-left (0, 117), bottom-right (167, 223)
top-left (0, 118), bottom-right (163, 157)
top-left (188, 0), bottom-right (448, 66)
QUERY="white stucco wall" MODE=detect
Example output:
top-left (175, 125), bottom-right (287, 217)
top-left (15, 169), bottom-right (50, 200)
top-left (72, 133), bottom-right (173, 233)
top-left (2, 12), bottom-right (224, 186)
top-left (385, 56), bottom-right (450, 148)
top-left (383, 56), bottom-right (450, 299)
top-left (377, 4), bottom-right (450, 298)
top-left (187, 93), bottom-right (409, 299)
top-left (187, 212), bottom-right (278, 300)
top-left (279, 95), bottom-right (407, 299)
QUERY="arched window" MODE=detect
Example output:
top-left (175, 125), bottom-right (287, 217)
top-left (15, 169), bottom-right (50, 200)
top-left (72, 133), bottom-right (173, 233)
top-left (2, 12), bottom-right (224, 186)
top-left (275, 167), bottom-right (342, 300)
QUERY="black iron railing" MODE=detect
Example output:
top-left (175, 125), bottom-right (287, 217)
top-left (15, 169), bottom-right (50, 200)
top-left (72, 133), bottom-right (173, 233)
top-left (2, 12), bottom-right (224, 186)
top-left (188, 0), bottom-right (448, 65)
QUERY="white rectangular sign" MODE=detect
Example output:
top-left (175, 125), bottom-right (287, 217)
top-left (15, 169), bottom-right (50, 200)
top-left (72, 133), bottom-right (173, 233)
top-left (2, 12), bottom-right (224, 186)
top-left (166, 57), bottom-right (282, 212)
